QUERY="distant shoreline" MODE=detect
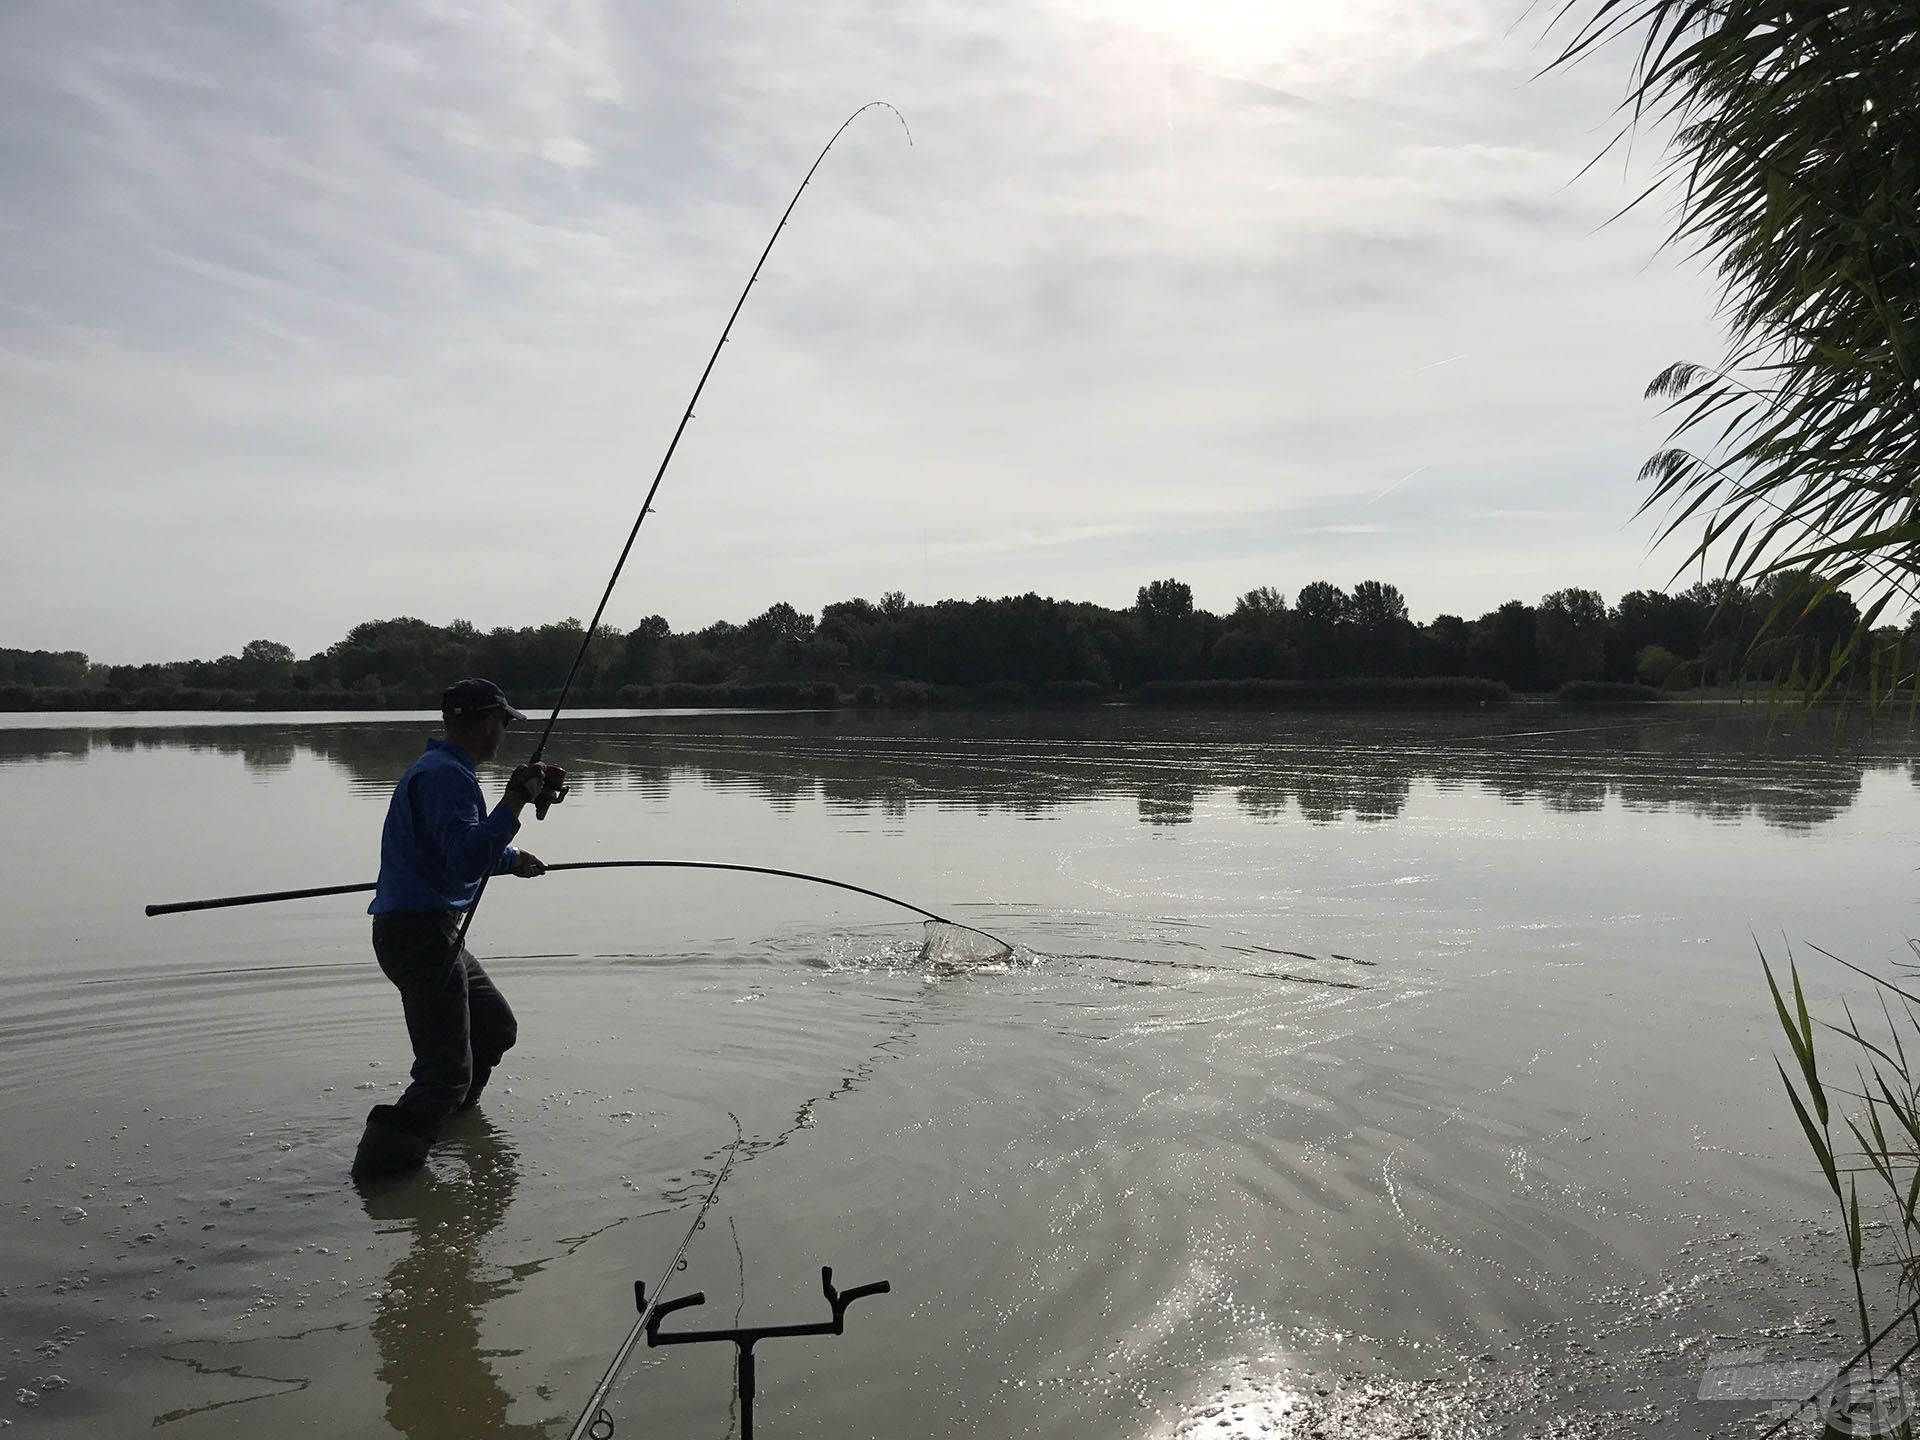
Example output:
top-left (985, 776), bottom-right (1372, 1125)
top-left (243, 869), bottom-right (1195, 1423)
top-left (0, 676), bottom-right (1764, 718)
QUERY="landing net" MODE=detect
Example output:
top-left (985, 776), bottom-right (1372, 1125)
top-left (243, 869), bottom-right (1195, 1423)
top-left (919, 920), bottom-right (1015, 968)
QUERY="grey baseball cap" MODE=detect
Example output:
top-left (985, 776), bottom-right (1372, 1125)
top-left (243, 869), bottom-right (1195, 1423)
top-left (440, 677), bottom-right (526, 723)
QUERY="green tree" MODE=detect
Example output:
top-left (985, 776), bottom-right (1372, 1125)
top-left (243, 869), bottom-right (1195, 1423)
top-left (675, 645), bottom-right (729, 685)
top-left (329, 617), bottom-right (447, 691)
top-left (0, 649), bottom-right (90, 687)
top-left (1535, 588), bottom-right (1608, 686)
top-left (234, 639), bottom-right (295, 690)
top-left (618, 615), bottom-right (672, 685)
top-left (819, 599), bottom-right (889, 669)
top-left (1414, 615), bottom-right (1472, 676)
top-left (1751, 570), bottom-right (1863, 679)
top-left (1293, 582), bottom-right (1350, 678)
top-left (1132, 579), bottom-right (1202, 680)
top-left (1636, 643), bottom-right (1681, 686)
top-left (1212, 588), bottom-right (1293, 678)
top-left (1233, 587), bottom-right (1286, 620)
top-left (1470, 601), bottom-right (1540, 690)
top-left (1135, 579), bottom-right (1194, 624)
top-left (1348, 581), bottom-right (1412, 676)
top-left (745, 603), bottom-right (815, 666)
top-left (1607, 589), bottom-right (1710, 680)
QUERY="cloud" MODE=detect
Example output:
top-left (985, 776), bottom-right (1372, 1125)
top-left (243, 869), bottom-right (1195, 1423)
top-left (0, 0), bottom-right (1722, 661)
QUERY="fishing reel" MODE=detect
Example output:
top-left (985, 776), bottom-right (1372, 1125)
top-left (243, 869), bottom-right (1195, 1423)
top-left (515, 762), bottom-right (570, 819)
top-left (533, 764), bottom-right (568, 820)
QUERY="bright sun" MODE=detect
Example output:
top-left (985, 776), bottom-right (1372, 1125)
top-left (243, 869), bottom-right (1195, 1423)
top-left (1052, 0), bottom-right (1341, 72)
top-left (1046, 0), bottom-right (1467, 93)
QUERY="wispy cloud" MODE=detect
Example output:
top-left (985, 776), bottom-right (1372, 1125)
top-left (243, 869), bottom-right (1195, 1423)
top-left (0, 0), bottom-right (1717, 660)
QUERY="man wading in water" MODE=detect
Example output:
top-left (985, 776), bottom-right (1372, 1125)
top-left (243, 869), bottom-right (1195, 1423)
top-left (352, 678), bottom-right (565, 1184)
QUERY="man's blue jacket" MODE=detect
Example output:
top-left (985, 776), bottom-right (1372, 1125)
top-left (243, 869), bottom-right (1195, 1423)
top-left (369, 738), bottom-right (520, 915)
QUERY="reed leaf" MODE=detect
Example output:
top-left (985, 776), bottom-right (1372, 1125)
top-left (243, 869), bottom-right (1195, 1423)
top-left (1875, 1076), bottom-right (1920, 1150)
top-left (1881, 993), bottom-right (1908, 1073)
top-left (1552, 1), bottom-right (1920, 644)
top-left (1766, 953), bottom-right (1828, 1125)
top-left (1782, 1059), bottom-right (1843, 1199)
top-left (1849, 1107), bottom-right (1897, 1192)
top-left (1852, 1177), bottom-right (1866, 1271)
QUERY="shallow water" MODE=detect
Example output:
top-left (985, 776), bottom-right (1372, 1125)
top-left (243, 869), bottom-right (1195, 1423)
top-left (2, 705), bottom-right (1915, 1437)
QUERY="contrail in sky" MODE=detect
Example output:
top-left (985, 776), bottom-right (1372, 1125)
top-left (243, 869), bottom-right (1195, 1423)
top-left (1368, 465), bottom-right (1428, 505)
top-left (1412, 352), bottom-right (1469, 372)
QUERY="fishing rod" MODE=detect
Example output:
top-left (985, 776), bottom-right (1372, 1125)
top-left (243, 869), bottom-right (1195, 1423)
top-left (142, 859), bottom-right (1016, 954)
top-left (529, 100), bottom-right (909, 765)
top-left (571, 1114), bottom-right (744, 1440)
top-left (454, 100), bottom-right (913, 962)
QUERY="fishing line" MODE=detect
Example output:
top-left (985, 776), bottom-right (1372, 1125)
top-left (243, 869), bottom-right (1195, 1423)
top-left (452, 99), bottom-right (911, 965)
top-left (1395, 710), bottom-right (1737, 751)
top-left (569, 708), bottom-right (1762, 764)
top-left (526, 99), bottom-right (910, 766)
top-left (550, 743), bottom-right (1048, 802)
top-left (551, 711), bottom-right (1762, 804)
top-left (571, 1112), bottom-right (743, 1440)
top-left (569, 895), bottom-right (972, 1439)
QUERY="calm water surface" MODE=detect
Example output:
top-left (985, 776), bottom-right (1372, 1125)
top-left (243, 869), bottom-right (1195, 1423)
top-left (3, 705), bottom-right (1917, 1438)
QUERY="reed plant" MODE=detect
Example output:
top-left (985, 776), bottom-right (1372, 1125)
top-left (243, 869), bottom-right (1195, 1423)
top-left (1763, 947), bottom-right (1920, 1429)
top-left (1549, 1), bottom-right (1920, 677)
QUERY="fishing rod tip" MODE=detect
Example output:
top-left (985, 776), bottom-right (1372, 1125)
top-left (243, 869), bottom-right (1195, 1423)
top-left (864, 99), bottom-right (912, 146)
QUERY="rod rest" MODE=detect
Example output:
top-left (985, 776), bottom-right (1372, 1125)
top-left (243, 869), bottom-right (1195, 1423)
top-left (638, 1266), bottom-right (891, 1346)
top-left (635, 1266), bottom-right (892, 1435)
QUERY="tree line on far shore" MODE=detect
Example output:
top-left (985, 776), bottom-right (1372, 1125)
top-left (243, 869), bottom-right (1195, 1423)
top-left (3, 572), bottom-right (1907, 712)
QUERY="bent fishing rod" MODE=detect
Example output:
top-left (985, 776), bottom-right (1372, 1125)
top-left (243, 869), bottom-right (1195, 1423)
top-left (456, 100), bottom-right (913, 959)
top-left (143, 859), bottom-right (1014, 953)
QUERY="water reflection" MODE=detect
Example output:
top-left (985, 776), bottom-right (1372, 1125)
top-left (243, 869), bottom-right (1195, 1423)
top-left (1, 709), bottom-right (1913, 831)
top-left (362, 1116), bottom-right (548, 1440)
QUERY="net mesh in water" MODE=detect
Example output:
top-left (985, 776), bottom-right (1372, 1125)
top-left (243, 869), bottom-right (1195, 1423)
top-left (919, 920), bottom-right (1015, 968)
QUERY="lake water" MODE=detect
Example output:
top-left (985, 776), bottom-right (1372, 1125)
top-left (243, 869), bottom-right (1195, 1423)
top-left (3, 705), bottom-right (1917, 1438)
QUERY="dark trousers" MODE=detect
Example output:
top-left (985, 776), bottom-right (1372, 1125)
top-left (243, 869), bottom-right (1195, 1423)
top-left (372, 910), bottom-right (518, 1129)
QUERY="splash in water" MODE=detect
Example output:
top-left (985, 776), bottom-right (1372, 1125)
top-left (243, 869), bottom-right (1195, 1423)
top-left (919, 921), bottom-right (1016, 969)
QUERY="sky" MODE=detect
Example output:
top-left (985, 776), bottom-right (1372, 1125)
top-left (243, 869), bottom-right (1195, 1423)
top-left (0, 0), bottom-right (1729, 665)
